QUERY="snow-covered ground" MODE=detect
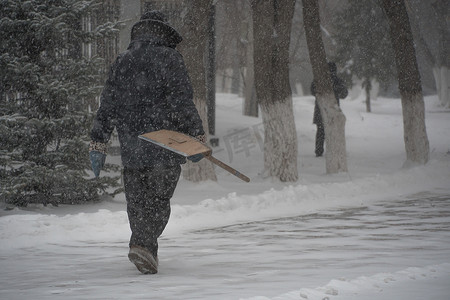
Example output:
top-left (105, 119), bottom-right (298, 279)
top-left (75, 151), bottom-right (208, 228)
top-left (1, 93), bottom-right (450, 299)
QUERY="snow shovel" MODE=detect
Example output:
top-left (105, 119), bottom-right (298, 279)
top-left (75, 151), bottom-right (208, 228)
top-left (138, 129), bottom-right (250, 182)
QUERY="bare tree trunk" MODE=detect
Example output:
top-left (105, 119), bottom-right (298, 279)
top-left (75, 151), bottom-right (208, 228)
top-left (364, 78), bottom-right (371, 113)
top-left (433, 66), bottom-right (450, 108)
top-left (406, 0), bottom-right (450, 108)
top-left (251, 0), bottom-right (298, 182)
top-left (381, 0), bottom-right (429, 166)
top-left (302, 0), bottom-right (348, 173)
top-left (431, 0), bottom-right (450, 108)
top-left (206, 3), bottom-right (216, 135)
top-left (178, 0), bottom-right (217, 182)
top-left (242, 12), bottom-right (258, 117)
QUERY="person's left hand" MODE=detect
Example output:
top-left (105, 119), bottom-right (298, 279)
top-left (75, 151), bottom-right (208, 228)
top-left (89, 141), bottom-right (107, 178)
top-left (90, 151), bottom-right (106, 177)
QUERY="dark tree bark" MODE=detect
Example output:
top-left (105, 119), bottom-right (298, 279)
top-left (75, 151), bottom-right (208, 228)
top-left (178, 0), bottom-right (217, 181)
top-left (250, 0), bottom-right (298, 182)
top-left (302, 0), bottom-right (348, 173)
top-left (242, 9), bottom-right (258, 117)
top-left (381, 0), bottom-right (429, 165)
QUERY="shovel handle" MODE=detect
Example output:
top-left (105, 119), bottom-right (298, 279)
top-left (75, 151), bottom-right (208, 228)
top-left (205, 156), bottom-right (250, 183)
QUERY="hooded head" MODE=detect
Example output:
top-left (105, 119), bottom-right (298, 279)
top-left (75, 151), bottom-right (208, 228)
top-left (328, 62), bottom-right (337, 75)
top-left (130, 10), bottom-right (182, 46)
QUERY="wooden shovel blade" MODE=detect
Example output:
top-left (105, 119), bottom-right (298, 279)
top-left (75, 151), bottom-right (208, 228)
top-left (138, 130), bottom-right (250, 182)
top-left (139, 129), bottom-right (211, 157)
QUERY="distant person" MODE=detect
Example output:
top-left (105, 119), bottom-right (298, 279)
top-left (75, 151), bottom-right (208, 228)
top-left (310, 62), bottom-right (348, 157)
top-left (89, 11), bottom-right (205, 274)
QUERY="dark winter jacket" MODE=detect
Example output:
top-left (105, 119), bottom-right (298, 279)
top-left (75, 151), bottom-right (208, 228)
top-left (91, 19), bottom-right (204, 169)
top-left (311, 67), bottom-right (348, 125)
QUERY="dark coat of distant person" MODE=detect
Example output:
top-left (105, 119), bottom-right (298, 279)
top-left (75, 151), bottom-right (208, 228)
top-left (310, 62), bottom-right (348, 126)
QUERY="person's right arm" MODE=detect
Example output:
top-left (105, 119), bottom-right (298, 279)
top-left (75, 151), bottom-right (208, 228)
top-left (90, 61), bottom-right (120, 144)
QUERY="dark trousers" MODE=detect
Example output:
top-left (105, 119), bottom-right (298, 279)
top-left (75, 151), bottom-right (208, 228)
top-left (315, 124), bottom-right (325, 157)
top-left (123, 165), bottom-right (181, 257)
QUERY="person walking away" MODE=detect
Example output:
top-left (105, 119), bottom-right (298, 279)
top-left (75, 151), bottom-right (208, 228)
top-left (310, 62), bottom-right (348, 157)
top-left (88, 11), bottom-right (205, 274)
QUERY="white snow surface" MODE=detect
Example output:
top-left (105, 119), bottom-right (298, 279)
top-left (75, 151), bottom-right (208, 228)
top-left (1, 93), bottom-right (450, 299)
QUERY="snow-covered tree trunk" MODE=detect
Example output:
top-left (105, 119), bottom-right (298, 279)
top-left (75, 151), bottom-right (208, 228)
top-left (251, 0), bottom-right (298, 182)
top-left (260, 100), bottom-right (298, 181)
top-left (433, 66), bottom-right (450, 108)
top-left (382, 0), bottom-right (429, 166)
top-left (321, 96), bottom-right (348, 173)
top-left (302, 0), bottom-right (348, 174)
top-left (400, 92), bottom-right (430, 165)
top-left (178, 0), bottom-right (217, 182)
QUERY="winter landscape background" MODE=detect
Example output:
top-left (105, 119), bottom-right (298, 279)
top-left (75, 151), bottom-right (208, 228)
top-left (1, 93), bottom-right (449, 299)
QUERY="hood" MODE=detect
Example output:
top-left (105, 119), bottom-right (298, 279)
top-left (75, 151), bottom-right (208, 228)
top-left (130, 13), bottom-right (182, 47)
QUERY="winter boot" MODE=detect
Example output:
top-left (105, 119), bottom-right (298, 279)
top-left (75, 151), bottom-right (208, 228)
top-left (128, 245), bottom-right (158, 274)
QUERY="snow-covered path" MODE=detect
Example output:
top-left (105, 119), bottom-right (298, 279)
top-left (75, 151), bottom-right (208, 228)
top-left (2, 93), bottom-right (450, 299)
top-left (1, 192), bottom-right (449, 300)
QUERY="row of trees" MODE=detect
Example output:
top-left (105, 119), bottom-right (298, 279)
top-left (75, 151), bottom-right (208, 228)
top-left (331, 0), bottom-right (449, 112)
top-left (214, 0), bottom-right (448, 110)
top-left (0, 0), bottom-right (434, 206)
top-left (307, 0), bottom-right (429, 168)
top-left (183, 0), bottom-right (430, 182)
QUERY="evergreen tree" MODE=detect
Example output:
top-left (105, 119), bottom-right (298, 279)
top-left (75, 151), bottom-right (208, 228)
top-left (0, 0), bottom-right (121, 206)
top-left (331, 0), bottom-right (396, 111)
